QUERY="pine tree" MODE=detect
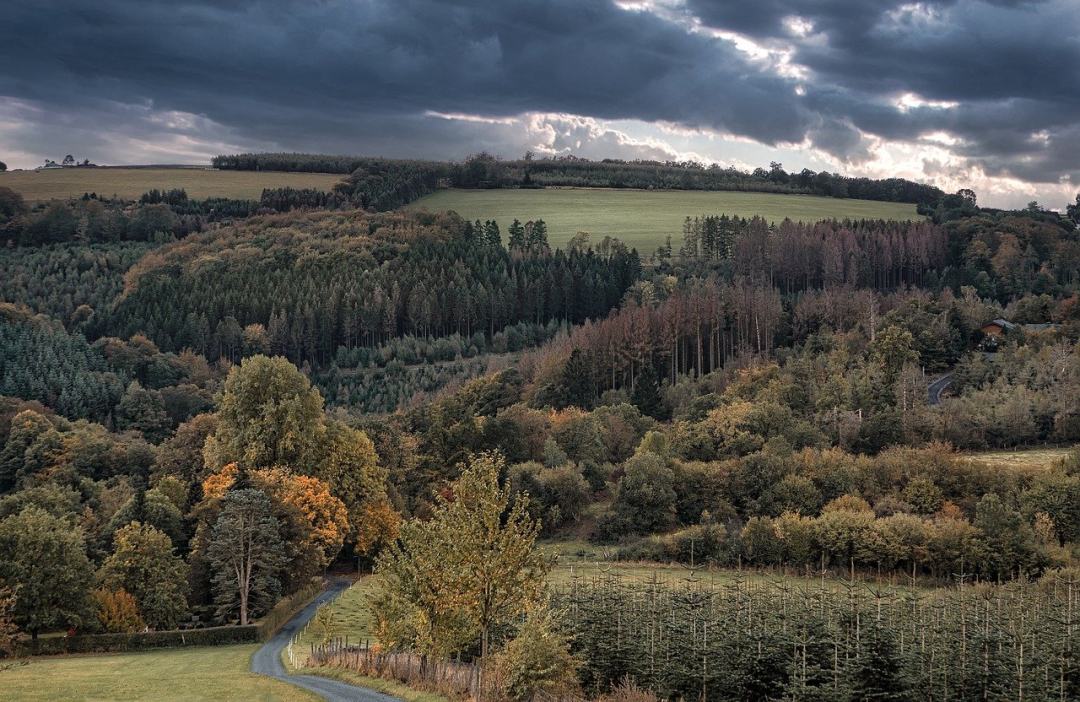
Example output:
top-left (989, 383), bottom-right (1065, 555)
top-left (508, 219), bottom-right (526, 253)
top-left (206, 488), bottom-right (285, 625)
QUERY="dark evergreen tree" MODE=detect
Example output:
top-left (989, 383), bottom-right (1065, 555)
top-left (849, 622), bottom-right (912, 701)
top-left (631, 363), bottom-right (665, 419)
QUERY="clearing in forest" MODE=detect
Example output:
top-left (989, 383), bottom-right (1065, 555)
top-left (407, 187), bottom-right (921, 251)
top-left (962, 447), bottom-right (1071, 473)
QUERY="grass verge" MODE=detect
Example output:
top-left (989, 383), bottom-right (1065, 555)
top-left (299, 666), bottom-right (453, 702)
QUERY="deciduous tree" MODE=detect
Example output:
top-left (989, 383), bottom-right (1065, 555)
top-left (99, 522), bottom-right (189, 630)
top-left (0, 506), bottom-right (93, 639)
top-left (203, 355), bottom-right (325, 471)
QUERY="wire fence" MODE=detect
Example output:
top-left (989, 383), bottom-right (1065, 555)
top-left (309, 637), bottom-right (484, 698)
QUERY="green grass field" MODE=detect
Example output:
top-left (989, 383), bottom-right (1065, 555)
top-left (0, 167), bottom-right (343, 203)
top-left (0, 644), bottom-right (316, 701)
top-left (407, 187), bottom-right (921, 251)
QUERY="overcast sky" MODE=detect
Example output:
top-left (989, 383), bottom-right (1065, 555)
top-left (2, 0), bottom-right (1078, 208)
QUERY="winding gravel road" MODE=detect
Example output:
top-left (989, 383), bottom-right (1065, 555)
top-left (250, 579), bottom-right (400, 702)
top-left (927, 372), bottom-right (953, 405)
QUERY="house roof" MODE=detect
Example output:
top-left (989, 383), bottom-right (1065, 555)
top-left (983, 318), bottom-right (1016, 330)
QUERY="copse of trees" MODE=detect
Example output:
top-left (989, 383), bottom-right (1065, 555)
top-left (212, 153), bottom-right (447, 211)
top-left (333, 158), bottom-right (446, 211)
top-left (211, 153), bottom-right (390, 174)
top-left (1, 185), bottom-right (362, 248)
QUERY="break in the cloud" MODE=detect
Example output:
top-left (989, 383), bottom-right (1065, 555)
top-left (1, 0), bottom-right (1077, 208)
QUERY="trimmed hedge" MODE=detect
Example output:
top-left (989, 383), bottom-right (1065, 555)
top-left (16, 625), bottom-right (259, 656)
top-left (15, 577), bottom-right (326, 657)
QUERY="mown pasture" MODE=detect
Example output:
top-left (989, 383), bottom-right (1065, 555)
top-left (961, 446), bottom-right (1071, 473)
top-left (407, 187), bottom-right (921, 251)
top-left (0, 644), bottom-right (316, 701)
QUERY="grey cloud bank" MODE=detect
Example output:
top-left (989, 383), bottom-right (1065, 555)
top-left (1, 0), bottom-right (1077, 207)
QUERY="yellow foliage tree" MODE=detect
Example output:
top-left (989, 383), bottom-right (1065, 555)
top-left (372, 452), bottom-right (553, 671)
top-left (93, 588), bottom-right (144, 634)
top-left (318, 421), bottom-right (389, 544)
top-left (0, 585), bottom-right (19, 656)
top-left (354, 499), bottom-right (401, 558)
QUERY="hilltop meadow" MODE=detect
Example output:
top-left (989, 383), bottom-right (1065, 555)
top-left (407, 187), bottom-right (921, 251)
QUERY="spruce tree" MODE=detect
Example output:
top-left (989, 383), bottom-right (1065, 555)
top-left (631, 363), bottom-right (665, 419)
top-left (849, 622), bottom-right (912, 701)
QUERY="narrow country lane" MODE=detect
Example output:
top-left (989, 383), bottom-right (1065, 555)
top-left (927, 372), bottom-right (953, 405)
top-left (250, 579), bottom-right (400, 702)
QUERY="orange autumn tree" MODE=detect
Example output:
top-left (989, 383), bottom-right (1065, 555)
top-left (203, 464), bottom-right (349, 569)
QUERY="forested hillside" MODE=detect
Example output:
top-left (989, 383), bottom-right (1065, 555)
top-left (104, 209), bottom-right (640, 366)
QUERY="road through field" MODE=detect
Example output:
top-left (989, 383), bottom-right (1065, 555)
top-left (251, 578), bottom-right (399, 702)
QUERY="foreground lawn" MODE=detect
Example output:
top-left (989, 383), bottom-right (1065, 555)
top-left (0, 167), bottom-right (343, 202)
top-left (0, 644), bottom-right (317, 701)
top-left (407, 187), bottom-right (920, 251)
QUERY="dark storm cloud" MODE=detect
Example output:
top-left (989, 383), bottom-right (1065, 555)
top-left (1, 0), bottom-right (1078, 189)
top-left (0, 0), bottom-right (809, 156)
top-left (687, 0), bottom-right (1080, 183)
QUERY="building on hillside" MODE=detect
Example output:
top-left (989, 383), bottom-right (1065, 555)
top-left (979, 318), bottom-right (1060, 350)
top-left (980, 318), bottom-right (1015, 337)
